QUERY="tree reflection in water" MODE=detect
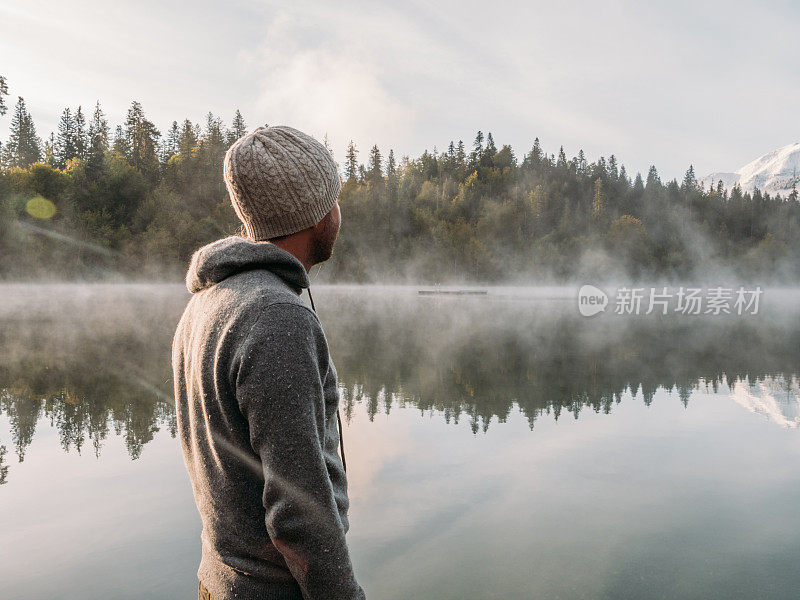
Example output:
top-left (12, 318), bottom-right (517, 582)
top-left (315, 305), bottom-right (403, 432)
top-left (1, 284), bottom-right (798, 484)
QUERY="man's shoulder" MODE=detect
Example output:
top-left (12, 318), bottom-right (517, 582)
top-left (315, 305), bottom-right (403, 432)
top-left (182, 269), bottom-right (317, 337)
top-left (232, 296), bottom-right (329, 377)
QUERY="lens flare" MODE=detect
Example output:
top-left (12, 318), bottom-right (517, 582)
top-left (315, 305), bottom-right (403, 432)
top-left (25, 196), bottom-right (57, 220)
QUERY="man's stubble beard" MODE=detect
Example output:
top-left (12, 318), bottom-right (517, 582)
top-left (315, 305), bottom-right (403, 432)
top-left (309, 214), bottom-right (339, 266)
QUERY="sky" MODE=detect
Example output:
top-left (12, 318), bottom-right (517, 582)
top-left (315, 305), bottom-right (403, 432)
top-left (1, 0), bottom-right (799, 180)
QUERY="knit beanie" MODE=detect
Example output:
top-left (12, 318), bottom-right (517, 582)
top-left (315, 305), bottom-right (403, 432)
top-left (223, 125), bottom-right (341, 241)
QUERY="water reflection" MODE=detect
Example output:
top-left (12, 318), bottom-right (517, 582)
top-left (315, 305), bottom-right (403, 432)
top-left (731, 375), bottom-right (800, 428)
top-left (0, 284), bottom-right (183, 476)
top-left (0, 284), bottom-right (798, 484)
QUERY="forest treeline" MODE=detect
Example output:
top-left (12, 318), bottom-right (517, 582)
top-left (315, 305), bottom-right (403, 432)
top-left (1, 81), bottom-right (799, 282)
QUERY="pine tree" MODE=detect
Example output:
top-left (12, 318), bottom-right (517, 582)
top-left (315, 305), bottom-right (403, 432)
top-left (74, 106), bottom-right (87, 160)
top-left (0, 75), bottom-right (8, 116)
top-left (89, 102), bottom-right (109, 149)
top-left (523, 138), bottom-right (543, 170)
top-left (608, 155), bottom-right (618, 181)
top-left (386, 149), bottom-right (398, 201)
top-left (618, 165), bottom-right (629, 187)
top-left (367, 144), bottom-right (383, 184)
top-left (473, 130), bottom-right (484, 151)
top-left (556, 146), bottom-right (567, 170)
top-left (681, 165), bottom-right (697, 191)
top-left (633, 173), bottom-right (645, 194)
top-left (484, 132), bottom-right (497, 163)
top-left (229, 110), bottom-right (247, 143)
top-left (112, 125), bottom-right (128, 156)
top-left (533, 137), bottom-right (542, 159)
top-left (179, 119), bottom-right (197, 157)
top-left (596, 156), bottom-right (607, 177)
top-left (3, 97), bottom-right (41, 168)
top-left (440, 141), bottom-right (455, 174)
top-left (203, 112), bottom-right (224, 148)
top-left (456, 140), bottom-right (466, 168)
top-left (576, 149), bottom-right (587, 176)
top-left (646, 165), bottom-right (661, 189)
top-left (470, 131), bottom-right (484, 167)
top-left (124, 101), bottom-right (160, 175)
top-left (345, 140), bottom-right (359, 182)
top-left (55, 107), bottom-right (78, 167)
top-left (163, 121), bottom-right (180, 162)
top-left (86, 101), bottom-right (109, 179)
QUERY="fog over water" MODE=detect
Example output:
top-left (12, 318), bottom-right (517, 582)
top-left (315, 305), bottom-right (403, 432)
top-left (1, 283), bottom-right (799, 599)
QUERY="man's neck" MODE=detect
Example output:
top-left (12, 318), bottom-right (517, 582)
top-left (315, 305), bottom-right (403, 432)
top-left (269, 234), bottom-right (314, 272)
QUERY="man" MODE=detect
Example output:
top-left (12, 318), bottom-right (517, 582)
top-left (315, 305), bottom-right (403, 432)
top-left (172, 125), bottom-right (365, 600)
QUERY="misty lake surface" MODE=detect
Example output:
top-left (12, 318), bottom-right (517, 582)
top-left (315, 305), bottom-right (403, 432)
top-left (1, 283), bottom-right (800, 600)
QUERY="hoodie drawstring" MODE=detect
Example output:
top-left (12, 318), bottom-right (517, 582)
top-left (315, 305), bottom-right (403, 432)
top-left (307, 286), bottom-right (316, 312)
top-left (336, 410), bottom-right (347, 473)
top-left (307, 287), bottom-right (347, 473)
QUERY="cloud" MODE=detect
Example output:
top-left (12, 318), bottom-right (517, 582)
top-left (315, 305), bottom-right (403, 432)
top-left (238, 11), bottom-right (415, 157)
top-left (235, 1), bottom-right (649, 167)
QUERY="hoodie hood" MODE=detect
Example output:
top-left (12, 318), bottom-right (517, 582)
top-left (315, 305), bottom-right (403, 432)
top-left (186, 236), bottom-right (310, 293)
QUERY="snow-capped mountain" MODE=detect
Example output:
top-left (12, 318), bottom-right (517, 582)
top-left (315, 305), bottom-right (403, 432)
top-left (700, 142), bottom-right (800, 197)
top-left (730, 375), bottom-right (800, 428)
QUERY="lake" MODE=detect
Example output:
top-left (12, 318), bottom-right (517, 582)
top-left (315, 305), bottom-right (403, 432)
top-left (1, 283), bottom-right (799, 599)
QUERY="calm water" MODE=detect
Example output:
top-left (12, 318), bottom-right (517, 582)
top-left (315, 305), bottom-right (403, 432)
top-left (1, 284), bottom-right (799, 600)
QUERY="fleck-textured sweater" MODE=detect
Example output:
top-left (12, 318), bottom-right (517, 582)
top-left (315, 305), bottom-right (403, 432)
top-left (172, 236), bottom-right (365, 600)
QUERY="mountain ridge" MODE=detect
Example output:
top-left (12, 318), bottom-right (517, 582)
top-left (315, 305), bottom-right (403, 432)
top-left (701, 142), bottom-right (800, 197)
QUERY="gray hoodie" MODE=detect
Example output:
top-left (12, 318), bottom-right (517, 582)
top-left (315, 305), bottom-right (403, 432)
top-left (172, 236), bottom-right (365, 600)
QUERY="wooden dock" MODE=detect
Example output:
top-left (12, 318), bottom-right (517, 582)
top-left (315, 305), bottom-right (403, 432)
top-left (418, 289), bottom-right (488, 296)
